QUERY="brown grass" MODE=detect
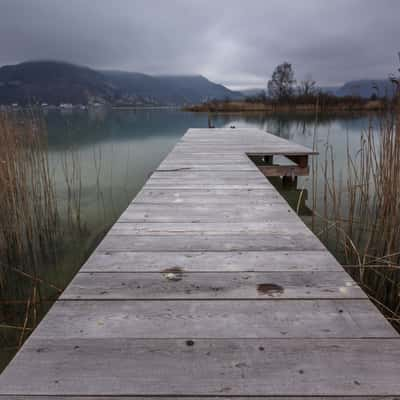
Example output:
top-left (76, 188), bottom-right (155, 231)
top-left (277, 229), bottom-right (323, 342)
top-left (314, 101), bottom-right (400, 328)
top-left (184, 100), bottom-right (386, 113)
top-left (0, 110), bottom-right (88, 367)
top-left (0, 111), bottom-right (58, 292)
top-left (0, 110), bottom-right (61, 359)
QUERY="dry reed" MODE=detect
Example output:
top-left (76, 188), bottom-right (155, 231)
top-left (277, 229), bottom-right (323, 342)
top-left (0, 109), bottom-right (88, 369)
top-left (313, 94), bottom-right (400, 329)
top-left (0, 110), bottom-right (62, 363)
top-left (0, 111), bottom-right (58, 293)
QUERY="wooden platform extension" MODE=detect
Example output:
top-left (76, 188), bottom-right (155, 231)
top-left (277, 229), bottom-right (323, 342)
top-left (1, 128), bottom-right (400, 399)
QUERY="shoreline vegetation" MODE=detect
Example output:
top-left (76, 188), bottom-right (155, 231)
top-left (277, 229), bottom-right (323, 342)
top-left (184, 97), bottom-right (390, 113)
top-left (185, 61), bottom-right (397, 114)
top-left (0, 110), bottom-right (97, 370)
top-left (314, 102), bottom-right (400, 330)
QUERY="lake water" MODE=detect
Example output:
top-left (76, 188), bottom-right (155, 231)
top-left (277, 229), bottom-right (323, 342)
top-left (47, 109), bottom-right (376, 234)
top-left (0, 108), bottom-right (378, 370)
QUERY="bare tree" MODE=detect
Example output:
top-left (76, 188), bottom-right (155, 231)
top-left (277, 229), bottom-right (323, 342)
top-left (267, 62), bottom-right (296, 101)
top-left (298, 74), bottom-right (316, 96)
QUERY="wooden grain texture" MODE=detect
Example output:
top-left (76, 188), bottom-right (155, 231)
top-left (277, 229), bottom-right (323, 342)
top-left (60, 271), bottom-right (365, 300)
top-left (81, 250), bottom-right (345, 272)
top-left (4, 397), bottom-right (396, 400)
top-left (109, 222), bottom-right (315, 235)
top-left (133, 188), bottom-right (284, 204)
top-left (4, 394), bottom-right (397, 400)
top-left (148, 172), bottom-right (271, 185)
top-left (2, 338), bottom-right (400, 396)
top-left (34, 300), bottom-right (394, 339)
top-left (144, 181), bottom-right (277, 189)
top-left (1, 127), bottom-right (398, 398)
top-left (97, 233), bottom-right (325, 252)
top-left (157, 163), bottom-right (257, 171)
top-left (118, 203), bottom-right (298, 222)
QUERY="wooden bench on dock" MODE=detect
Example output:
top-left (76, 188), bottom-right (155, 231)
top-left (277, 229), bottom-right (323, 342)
top-left (1, 128), bottom-right (400, 399)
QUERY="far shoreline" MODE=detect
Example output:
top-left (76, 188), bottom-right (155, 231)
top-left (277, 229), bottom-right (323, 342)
top-left (183, 99), bottom-right (387, 114)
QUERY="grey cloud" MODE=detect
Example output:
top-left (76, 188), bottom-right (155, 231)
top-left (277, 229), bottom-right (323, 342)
top-left (0, 0), bottom-right (399, 89)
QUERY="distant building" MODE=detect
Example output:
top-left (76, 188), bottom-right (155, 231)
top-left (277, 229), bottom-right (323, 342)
top-left (59, 103), bottom-right (73, 109)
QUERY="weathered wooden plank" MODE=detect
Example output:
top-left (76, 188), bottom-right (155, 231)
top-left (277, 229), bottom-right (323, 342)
top-left (119, 204), bottom-right (297, 222)
top-left (177, 140), bottom-right (311, 147)
top-left (147, 177), bottom-right (270, 185)
top-left (161, 152), bottom-right (253, 159)
top-left (149, 170), bottom-right (269, 179)
top-left (61, 271), bottom-right (364, 300)
top-left (34, 300), bottom-right (394, 339)
top-left (109, 222), bottom-right (310, 235)
top-left (7, 394), bottom-right (398, 400)
top-left (97, 233), bottom-right (324, 252)
top-left (81, 250), bottom-right (342, 272)
top-left (176, 134), bottom-right (312, 143)
top-left (127, 202), bottom-right (291, 212)
top-left (4, 397), bottom-right (393, 400)
top-left (144, 183), bottom-right (278, 189)
top-left (157, 163), bottom-right (257, 171)
top-left (169, 147), bottom-right (314, 154)
top-left (176, 145), bottom-right (311, 152)
top-left (177, 143), bottom-right (309, 148)
top-left (133, 188), bottom-right (283, 204)
top-left (177, 139), bottom-right (283, 143)
top-left (173, 145), bottom-right (316, 153)
top-left (176, 136), bottom-right (311, 144)
top-left (2, 338), bottom-right (400, 396)
top-left (147, 177), bottom-right (270, 186)
top-left (162, 152), bottom-right (249, 159)
top-left (135, 187), bottom-right (279, 196)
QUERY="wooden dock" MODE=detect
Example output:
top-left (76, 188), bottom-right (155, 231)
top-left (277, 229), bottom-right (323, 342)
top-left (1, 128), bottom-right (400, 398)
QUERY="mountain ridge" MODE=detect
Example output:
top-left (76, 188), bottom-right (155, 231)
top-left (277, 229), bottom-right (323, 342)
top-left (242, 79), bottom-right (397, 99)
top-left (0, 60), bottom-right (242, 106)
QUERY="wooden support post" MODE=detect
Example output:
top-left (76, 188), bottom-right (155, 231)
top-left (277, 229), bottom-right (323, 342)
top-left (282, 175), bottom-right (298, 187)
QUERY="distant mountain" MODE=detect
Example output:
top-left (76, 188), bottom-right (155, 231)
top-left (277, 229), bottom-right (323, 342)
top-left (103, 70), bottom-right (242, 105)
top-left (318, 86), bottom-right (340, 96)
top-left (157, 75), bottom-right (243, 103)
top-left (0, 61), bottom-right (242, 106)
top-left (0, 61), bottom-right (114, 105)
top-left (320, 79), bottom-right (397, 99)
top-left (241, 88), bottom-right (266, 97)
top-left (241, 80), bottom-right (397, 100)
top-left (335, 79), bottom-right (396, 98)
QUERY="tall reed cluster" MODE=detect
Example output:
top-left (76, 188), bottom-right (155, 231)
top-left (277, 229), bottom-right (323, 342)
top-left (315, 100), bottom-right (400, 328)
top-left (0, 111), bottom-right (59, 290)
top-left (0, 110), bottom-right (107, 370)
top-left (0, 110), bottom-right (61, 361)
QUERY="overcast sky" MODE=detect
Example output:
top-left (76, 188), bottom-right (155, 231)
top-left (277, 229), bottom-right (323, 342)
top-left (0, 0), bottom-right (399, 89)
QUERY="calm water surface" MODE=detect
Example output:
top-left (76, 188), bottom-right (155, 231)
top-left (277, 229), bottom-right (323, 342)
top-left (0, 108), bottom-right (376, 370)
top-left (47, 109), bottom-right (376, 235)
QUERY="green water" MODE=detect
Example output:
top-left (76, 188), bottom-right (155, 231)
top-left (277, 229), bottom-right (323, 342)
top-left (47, 109), bottom-right (378, 233)
top-left (0, 108), bottom-right (378, 370)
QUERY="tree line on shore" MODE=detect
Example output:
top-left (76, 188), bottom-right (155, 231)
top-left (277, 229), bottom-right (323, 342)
top-left (244, 62), bottom-right (398, 108)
